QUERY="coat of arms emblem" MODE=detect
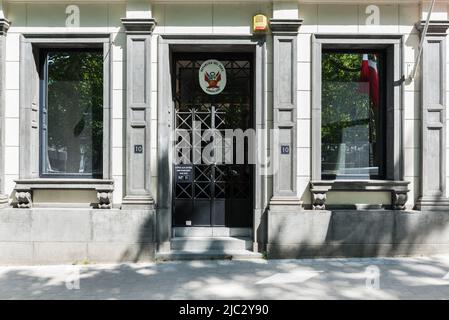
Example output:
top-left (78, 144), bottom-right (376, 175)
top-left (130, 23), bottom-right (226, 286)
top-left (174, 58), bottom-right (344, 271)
top-left (199, 59), bottom-right (227, 95)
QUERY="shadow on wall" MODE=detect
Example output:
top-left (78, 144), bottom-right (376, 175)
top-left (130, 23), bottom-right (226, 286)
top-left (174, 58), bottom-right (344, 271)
top-left (122, 139), bottom-right (171, 262)
top-left (256, 207), bottom-right (269, 252)
top-left (119, 212), bottom-right (156, 263)
top-left (275, 101), bottom-right (427, 259)
top-left (268, 209), bottom-right (449, 259)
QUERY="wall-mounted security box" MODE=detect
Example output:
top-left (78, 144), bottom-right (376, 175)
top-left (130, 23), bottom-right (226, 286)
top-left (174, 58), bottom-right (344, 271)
top-left (253, 14), bottom-right (268, 33)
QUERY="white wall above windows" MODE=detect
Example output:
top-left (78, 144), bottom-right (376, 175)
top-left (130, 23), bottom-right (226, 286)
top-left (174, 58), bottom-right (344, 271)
top-left (0, 0), bottom-right (438, 3)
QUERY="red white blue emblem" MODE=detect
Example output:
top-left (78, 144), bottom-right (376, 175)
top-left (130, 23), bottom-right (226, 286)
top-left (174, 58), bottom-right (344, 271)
top-left (199, 59), bottom-right (226, 95)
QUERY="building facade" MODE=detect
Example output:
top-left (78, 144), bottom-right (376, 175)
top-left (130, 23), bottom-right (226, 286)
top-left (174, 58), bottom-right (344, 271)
top-left (1, 0), bottom-right (449, 265)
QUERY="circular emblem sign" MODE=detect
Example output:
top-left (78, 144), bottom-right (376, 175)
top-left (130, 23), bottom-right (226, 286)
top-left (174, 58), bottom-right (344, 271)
top-left (199, 59), bottom-right (227, 95)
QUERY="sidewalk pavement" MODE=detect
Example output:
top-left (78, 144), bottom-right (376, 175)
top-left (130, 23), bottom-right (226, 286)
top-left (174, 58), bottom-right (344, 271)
top-left (1, 255), bottom-right (449, 300)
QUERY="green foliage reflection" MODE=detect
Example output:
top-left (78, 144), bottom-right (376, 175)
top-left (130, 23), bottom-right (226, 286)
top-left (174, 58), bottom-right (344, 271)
top-left (45, 50), bottom-right (103, 177)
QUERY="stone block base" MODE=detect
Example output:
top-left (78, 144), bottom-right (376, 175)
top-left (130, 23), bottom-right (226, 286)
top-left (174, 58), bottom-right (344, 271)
top-left (0, 208), bottom-right (156, 265)
top-left (267, 209), bottom-right (449, 258)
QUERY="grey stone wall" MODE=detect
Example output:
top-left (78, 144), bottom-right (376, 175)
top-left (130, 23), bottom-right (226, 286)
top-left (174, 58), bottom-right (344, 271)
top-left (269, 18), bottom-right (303, 207)
top-left (4, 208), bottom-right (449, 265)
top-left (416, 21), bottom-right (449, 210)
top-left (121, 18), bottom-right (156, 209)
top-left (0, 19), bottom-right (9, 207)
top-left (0, 208), bottom-right (155, 265)
top-left (268, 210), bottom-right (449, 258)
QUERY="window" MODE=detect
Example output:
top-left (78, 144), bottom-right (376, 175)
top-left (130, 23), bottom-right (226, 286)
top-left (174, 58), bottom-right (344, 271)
top-left (321, 50), bottom-right (386, 180)
top-left (39, 49), bottom-right (104, 178)
top-left (312, 36), bottom-right (403, 186)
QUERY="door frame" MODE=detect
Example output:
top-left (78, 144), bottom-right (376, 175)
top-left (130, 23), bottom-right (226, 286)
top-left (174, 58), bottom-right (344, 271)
top-left (172, 51), bottom-right (255, 228)
top-left (156, 35), bottom-right (267, 252)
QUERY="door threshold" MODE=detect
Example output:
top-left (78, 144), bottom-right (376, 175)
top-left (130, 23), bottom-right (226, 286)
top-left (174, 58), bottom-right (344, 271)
top-left (172, 227), bottom-right (252, 238)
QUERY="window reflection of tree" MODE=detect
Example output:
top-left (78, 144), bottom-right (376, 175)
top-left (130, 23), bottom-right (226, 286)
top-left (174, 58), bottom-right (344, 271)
top-left (322, 52), bottom-right (382, 179)
top-left (45, 50), bottom-right (103, 177)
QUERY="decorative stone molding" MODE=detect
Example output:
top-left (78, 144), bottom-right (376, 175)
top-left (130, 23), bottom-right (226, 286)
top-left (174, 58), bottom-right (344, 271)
top-left (415, 19), bottom-right (449, 211)
top-left (310, 180), bottom-right (410, 211)
top-left (392, 191), bottom-right (408, 211)
top-left (97, 190), bottom-right (112, 209)
top-left (269, 196), bottom-right (303, 206)
top-left (0, 18), bottom-right (10, 207)
top-left (15, 191), bottom-right (32, 209)
top-left (269, 19), bottom-right (303, 34)
top-left (0, 194), bottom-right (9, 208)
top-left (14, 179), bottom-right (114, 209)
top-left (269, 18), bottom-right (303, 209)
top-left (415, 198), bottom-right (449, 211)
top-left (18, 34), bottom-right (112, 184)
top-left (121, 18), bottom-right (156, 34)
top-left (311, 35), bottom-right (404, 185)
top-left (312, 192), bottom-right (327, 210)
top-left (120, 17), bottom-right (156, 209)
top-left (310, 183), bottom-right (331, 210)
top-left (415, 20), bottom-right (449, 36)
top-left (157, 35), bottom-right (267, 255)
top-left (0, 18), bottom-right (10, 36)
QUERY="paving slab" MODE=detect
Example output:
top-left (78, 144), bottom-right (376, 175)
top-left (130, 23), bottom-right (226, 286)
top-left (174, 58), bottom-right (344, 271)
top-left (1, 255), bottom-right (449, 299)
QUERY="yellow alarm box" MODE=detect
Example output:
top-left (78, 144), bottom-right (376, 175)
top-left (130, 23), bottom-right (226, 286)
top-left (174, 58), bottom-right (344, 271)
top-left (253, 14), bottom-right (268, 32)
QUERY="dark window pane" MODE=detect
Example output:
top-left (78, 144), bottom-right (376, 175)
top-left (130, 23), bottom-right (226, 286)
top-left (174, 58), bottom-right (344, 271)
top-left (41, 50), bottom-right (103, 178)
top-left (321, 51), bottom-right (385, 180)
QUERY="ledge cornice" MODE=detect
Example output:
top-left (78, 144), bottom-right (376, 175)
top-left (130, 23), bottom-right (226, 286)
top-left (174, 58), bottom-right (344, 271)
top-left (14, 178), bottom-right (114, 190)
top-left (415, 20), bottom-right (449, 36)
top-left (0, 18), bottom-right (11, 36)
top-left (269, 18), bottom-right (303, 34)
top-left (13, 179), bottom-right (114, 209)
top-left (310, 180), bottom-right (410, 191)
top-left (309, 180), bottom-right (410, 210)
top-left (121, 18), bottom-right (156, 34)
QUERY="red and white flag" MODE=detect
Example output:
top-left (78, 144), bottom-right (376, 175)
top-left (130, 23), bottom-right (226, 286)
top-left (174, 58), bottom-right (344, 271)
top-left (359, 54), bottom-right (379, 108)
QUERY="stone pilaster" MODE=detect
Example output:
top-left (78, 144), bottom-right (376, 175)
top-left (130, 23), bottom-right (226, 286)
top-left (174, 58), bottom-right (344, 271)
top-left (0, 18), bottom-right (10, 208)
top-left (415, 20), bottom-right (449, 210)
top-left (121, 18), bottom-right (156, 209)
top-left (269, 18), bottom-right (303, 210)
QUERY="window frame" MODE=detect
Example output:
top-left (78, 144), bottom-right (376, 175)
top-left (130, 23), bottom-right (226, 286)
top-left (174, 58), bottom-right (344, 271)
top-left (19, 34), bottom-right (112, 181)
top-left (312, 34), bottom-right (404, 182)
top-left (39, 47), bottom-right (105, 179)
top-left (320, 48), bottom-right (387, 180)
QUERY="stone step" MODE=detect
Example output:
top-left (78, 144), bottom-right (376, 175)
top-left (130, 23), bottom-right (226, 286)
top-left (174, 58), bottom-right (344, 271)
top-left (156, 250), bottom-right (263, 261)
top-left (173, 227), bottom-right (252, 238)
top-left (171, 236), bottom-right (253, 251)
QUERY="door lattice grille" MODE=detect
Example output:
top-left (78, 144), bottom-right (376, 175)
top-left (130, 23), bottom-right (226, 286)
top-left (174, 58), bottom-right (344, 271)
top-left (173, 53), bottom-right (253, 227)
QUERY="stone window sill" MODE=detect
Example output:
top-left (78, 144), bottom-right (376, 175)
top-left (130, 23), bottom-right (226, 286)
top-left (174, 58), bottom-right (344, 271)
top-left (13, 179), bottom-right (114, 209)
top-left (310, 180), bottom-right (410, 211)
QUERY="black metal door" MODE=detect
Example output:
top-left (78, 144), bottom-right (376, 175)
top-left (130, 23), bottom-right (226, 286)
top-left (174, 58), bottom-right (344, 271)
top-left (173, 53), bottom-right (253, 227)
